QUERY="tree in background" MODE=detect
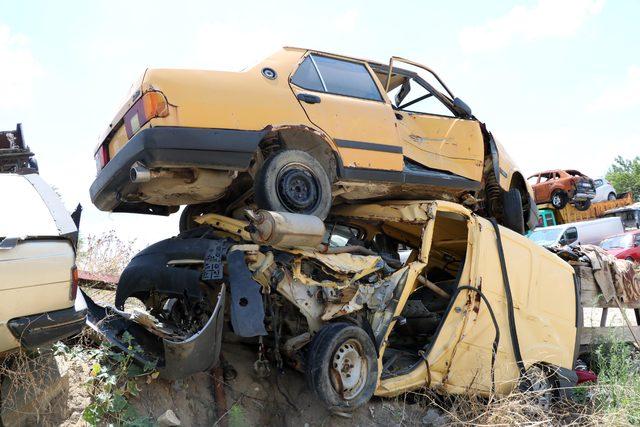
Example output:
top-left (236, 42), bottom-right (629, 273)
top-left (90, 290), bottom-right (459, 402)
top-left (605, 156), bottom-right (640, 201)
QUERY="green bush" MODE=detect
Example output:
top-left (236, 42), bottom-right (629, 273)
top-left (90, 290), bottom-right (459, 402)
top-left (54, 332), bottom-right (157, 426)
top-left (593, 339), bottom-right (640, 424)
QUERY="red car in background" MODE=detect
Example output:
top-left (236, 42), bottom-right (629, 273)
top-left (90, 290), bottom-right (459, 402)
top-left (600, 230), bottom-right (640, 262)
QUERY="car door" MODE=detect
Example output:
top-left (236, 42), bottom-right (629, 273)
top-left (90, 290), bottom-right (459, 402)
top-left (289, 53), bottom-right (403, 172)
top-left (632, 234), bottom-right (640, 260)
top-left (536, 172), bottom-right (558, 202)
top-left (386, 73), bottom-right (484, 182)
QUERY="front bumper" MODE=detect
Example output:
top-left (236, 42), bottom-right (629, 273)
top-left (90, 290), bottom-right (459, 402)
top-left (7, 292), bottom-right (87, 350)
top-left (89, 126), bottom-right (267, 214)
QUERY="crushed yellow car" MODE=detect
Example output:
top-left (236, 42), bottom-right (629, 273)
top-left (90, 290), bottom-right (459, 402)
top-left (85, 200), bottom-right (577, 412)
top-left (89, 48), bottom-right (536, 234)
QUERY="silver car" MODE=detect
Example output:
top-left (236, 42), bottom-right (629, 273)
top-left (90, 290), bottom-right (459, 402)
top-left (592, 178), bottom-right (617, 202)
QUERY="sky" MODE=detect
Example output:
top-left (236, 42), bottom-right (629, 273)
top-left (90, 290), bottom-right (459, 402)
top-left (1, 0), bottom-right (639, 248)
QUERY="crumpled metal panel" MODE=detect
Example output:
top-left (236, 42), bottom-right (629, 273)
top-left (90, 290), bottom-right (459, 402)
top-left (227, 249), bottom-right (268, 337)
top-left (294, 251), bottom-right (383, 276)
top-left (331, 201), bottom-right (434, 223)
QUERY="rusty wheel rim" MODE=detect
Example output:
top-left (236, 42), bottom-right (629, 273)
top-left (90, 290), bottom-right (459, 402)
top-left (330, 339), bottom-right (367, 400)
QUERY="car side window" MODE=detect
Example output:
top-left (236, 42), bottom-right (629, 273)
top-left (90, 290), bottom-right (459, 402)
top-left (387, 76), bottom-right (454, 117)
top-left (634, 234), bottom-right (640, 246)
top-left (291, 54), bottom-right (383, 101)
top-left (290, 56), bottom-right (324, 92)
top-left (594, 179), bottom-right (603, 188)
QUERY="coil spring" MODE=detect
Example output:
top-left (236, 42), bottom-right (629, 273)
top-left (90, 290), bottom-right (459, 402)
top-left (485, 170), bottom-right (502, 217)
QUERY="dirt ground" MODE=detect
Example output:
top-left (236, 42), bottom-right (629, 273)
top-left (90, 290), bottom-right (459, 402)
top-left (1, 342), bottom-right (433, 427)
top-left (1, 286), bottom-right (435, 426)
top-left (4, 288), bottom-right (630, 426)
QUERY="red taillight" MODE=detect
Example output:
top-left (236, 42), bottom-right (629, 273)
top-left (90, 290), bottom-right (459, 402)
top-left (94, 144), bottom-right (109, 171)
top-left (70, 265), bottom-right (79, 300)
top-left (124, 91), bottom-right (169, 138)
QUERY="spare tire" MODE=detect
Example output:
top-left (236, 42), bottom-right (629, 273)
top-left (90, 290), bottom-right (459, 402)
top-left (503, 189), bottom-right (525, 234)
top-left (254, 150), bottom-right (332, 219)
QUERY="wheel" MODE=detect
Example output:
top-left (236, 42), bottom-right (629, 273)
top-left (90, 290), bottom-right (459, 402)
top-left (608, 192), bottom-right (617, 201)
top-left (626, 257), bottom-right (635, 263)
top-left (574, 199), bottom-right (591, 211)
top-left (306, 323), bottom-right (378, 412)
top-left (502, 189), bottom-right (525, 234)
top-left (550, 190), bottom-right (568, 209)
top-left (518, 365), bottom-right (555, 410)
top-left (179, 203), bottom-right (219, 233)
top-left (254, 150), bottom-right (332, 219)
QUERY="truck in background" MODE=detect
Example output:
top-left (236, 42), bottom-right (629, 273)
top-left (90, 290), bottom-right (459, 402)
top-left (535, 192), bottom-right (634, 228)
top-left (602, 203), bottom-right (640, 230)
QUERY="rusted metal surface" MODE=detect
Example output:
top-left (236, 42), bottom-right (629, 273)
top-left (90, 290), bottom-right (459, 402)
top-left (78, 270), bottom-right (120, 287)
top-left (212, 363), bottom-right (228, 427)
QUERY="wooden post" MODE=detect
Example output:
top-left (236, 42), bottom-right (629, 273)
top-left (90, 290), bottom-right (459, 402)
top-left (600, 308), bottom-right (608, 327)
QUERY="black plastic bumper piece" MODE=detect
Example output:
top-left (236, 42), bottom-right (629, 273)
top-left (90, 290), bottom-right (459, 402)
top-left (83, 282), bottom-right (226, 381)
top-left (8, 292), bottom-right (87, 350)
top-left (89, 126), bottom-right (267, 214)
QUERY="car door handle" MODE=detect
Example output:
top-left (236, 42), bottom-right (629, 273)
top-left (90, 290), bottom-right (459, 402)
top-left (297, 93), bottom-right (321, 104)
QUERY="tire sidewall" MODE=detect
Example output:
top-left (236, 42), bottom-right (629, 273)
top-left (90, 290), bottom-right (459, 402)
top-left (551, 190), bottom-right (568, 209)
top-left (254, 149), bottom-right (332, 219)
top-left (307, 323), bottom-right (378, 412)
top-left (574, 199), bottom-right (591, 211)
top-left (503, 188), bottom-right (525, 234)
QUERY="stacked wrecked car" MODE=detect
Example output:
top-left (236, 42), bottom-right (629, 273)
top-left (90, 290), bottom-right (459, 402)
top-left (87, 201), bottom-right (578, 412)
top-left (84, 47), bottom-right (585, 412)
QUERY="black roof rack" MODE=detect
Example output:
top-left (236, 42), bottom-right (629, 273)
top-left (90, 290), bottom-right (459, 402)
top-left (0, 123), bottom-right (38, 174)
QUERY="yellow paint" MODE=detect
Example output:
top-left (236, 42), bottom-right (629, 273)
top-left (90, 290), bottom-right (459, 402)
top-left (333, 201), bottom-right (576, 398)
top-left (98, 47), bottom-right (528, 195)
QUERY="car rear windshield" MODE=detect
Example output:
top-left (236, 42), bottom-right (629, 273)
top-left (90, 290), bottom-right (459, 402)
top-left (528, 228), bottom-right (563, 246)
top-left (601, 234), bottom-right (633, 250)
top-left (0, 174), bottom-right (60, 238)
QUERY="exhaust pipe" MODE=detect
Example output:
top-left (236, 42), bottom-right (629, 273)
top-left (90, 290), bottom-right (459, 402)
top-left (130, 163), bottom-right (151, 183)
top-left (129, 162), bottom-right (195, 183)
top-left (245, 209), bottom-right (326, 248)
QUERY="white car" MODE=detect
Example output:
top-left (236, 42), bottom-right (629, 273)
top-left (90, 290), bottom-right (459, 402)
top-left (592, 177), bottom-right (617, 203)
top-left (0, 173), bottom-right (86, 355)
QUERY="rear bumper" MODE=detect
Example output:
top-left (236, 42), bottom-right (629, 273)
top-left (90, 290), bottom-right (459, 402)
top-left (89, 126), bottom-right (267, 214)
top-left (573, 191), bottom-right (596, 201)
top-left (7, 292), bottom-right (87, 350)
top-left (83, 282), bottom-right (226, 380)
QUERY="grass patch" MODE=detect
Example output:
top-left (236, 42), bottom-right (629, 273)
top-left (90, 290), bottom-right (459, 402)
top-left (54, 332), bottom-right (157, 426)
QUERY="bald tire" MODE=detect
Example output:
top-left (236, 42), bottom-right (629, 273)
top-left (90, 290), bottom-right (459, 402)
top-left (306, 322), bottom-right (378, 413)
top-left (503, 189), bottom-right (525, 235)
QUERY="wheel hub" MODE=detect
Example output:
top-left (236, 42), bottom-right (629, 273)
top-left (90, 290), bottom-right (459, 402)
top-left (276, 164), bottom-right (320, 213)
top-left (331, 339), bottom-right (367, 399)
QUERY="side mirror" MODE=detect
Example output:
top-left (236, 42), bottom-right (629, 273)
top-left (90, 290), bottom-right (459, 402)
top-left (453, 97), bottom-right (472, 118)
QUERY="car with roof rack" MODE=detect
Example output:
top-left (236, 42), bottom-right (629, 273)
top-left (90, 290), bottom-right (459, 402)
top-left (1, 173), bottom-right (86, 356)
